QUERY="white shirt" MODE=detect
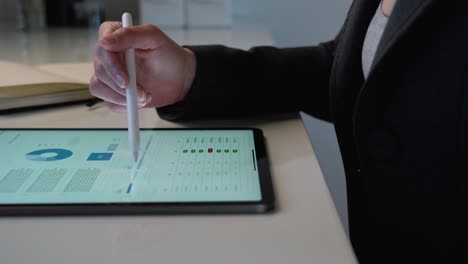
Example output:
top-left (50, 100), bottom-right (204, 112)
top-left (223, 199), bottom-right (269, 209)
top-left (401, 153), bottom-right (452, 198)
top-left (362, 1), bottom-right (390, 79)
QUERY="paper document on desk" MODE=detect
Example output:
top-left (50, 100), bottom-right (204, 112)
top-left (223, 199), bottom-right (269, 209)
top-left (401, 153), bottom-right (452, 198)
top-left (0, 61), bottom-right (94, 111)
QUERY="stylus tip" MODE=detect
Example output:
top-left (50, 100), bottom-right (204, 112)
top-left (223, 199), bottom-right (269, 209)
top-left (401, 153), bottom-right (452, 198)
top-left (133, 152), bottom-right (139, 162)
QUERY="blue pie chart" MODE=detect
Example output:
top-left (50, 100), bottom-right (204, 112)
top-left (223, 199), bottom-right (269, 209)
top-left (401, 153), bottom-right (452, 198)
top-left (26, 148), bottom-right (73, 161)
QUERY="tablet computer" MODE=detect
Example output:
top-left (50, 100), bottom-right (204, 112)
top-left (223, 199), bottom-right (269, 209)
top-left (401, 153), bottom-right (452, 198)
top-left (0, 128), bottom-right (275, 216)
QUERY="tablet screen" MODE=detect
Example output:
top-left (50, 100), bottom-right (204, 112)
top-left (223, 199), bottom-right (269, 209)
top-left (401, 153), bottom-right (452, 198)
top-left (0, 129), bottom-right (262, 204)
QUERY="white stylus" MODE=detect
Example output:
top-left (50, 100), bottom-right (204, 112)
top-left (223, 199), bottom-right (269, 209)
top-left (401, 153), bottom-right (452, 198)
top-left (122, 12), bottom-right (140, 162)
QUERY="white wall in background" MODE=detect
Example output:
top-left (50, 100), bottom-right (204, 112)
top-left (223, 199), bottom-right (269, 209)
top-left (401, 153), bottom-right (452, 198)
top-left (138, 0), bottom-right (232, 28)
top-left (103, 0), bottom-right (351, 46)
top-left (232, 0), bottom-right (351, 47)
top-left (102, 0), bottom-right (351, 47)
top-left (0, 0), bottom-right (21, 30)
top-left (139, 0), bottom-right (185, 27)
top-left (186, 0), bottom-right (231, 27)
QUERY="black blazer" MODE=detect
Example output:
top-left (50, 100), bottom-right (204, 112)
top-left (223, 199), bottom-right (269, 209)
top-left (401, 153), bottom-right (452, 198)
top-left (158, 0), bottom-right (468, 262)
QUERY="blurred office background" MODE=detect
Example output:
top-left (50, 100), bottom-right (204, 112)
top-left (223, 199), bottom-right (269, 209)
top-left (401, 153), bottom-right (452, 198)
top-left (0, 0), bottom-right (351, 232)
top-left (0, 0), bottom-right (350, 49)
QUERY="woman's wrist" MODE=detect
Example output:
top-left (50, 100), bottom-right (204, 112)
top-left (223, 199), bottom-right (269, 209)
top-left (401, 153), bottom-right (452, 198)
top-left (181, 47), bottom-right (197, 102)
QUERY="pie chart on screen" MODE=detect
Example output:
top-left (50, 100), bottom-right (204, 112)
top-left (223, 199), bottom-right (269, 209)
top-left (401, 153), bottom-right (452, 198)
top-left (26, 149), bottom-right (73, 161)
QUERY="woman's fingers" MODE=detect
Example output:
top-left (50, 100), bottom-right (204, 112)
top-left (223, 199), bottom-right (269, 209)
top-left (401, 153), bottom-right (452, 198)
top-left (90, 75), bottom-right (153, 111)
top-left (99, 24), bottom-right (169, 51)
top-left (94, 59), bottom-right (126, 96)
top-left (96, 22), bottom-right (129, 87)
top-left (98, 21), bottom-right (122, 38)
top-left (89, 75), bottom-right (127, 105)
top-left (94, 45), bottom-right (128, 88)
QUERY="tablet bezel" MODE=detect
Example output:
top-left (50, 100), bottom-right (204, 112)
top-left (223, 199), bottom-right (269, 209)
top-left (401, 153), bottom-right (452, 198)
top-left (0, 128), bottom-right (275, 216)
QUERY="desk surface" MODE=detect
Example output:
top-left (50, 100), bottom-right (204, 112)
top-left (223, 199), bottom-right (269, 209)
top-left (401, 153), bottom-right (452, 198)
top-left (0, 66), bottom-right (357, 264)
top-left (0, 27), bottom-right (357, 263)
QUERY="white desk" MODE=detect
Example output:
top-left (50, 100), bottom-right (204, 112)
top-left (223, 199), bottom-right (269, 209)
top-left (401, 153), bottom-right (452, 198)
top-left (0, 100), bottom-right (356, 264)
top-left (0, 27), bottom-right (357, 264)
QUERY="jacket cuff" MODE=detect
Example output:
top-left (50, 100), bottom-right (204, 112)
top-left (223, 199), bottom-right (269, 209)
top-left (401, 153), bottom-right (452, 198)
top-left (156, 45), bottom-right (236, 121)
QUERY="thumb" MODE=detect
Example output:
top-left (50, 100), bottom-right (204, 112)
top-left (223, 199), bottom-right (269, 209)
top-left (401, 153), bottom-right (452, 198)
top-left (99, 24), bottom-right (168, 52)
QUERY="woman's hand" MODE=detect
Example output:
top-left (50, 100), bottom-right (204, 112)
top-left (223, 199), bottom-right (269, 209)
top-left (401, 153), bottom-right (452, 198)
top-left (90, 22), bottom-right (196, 112)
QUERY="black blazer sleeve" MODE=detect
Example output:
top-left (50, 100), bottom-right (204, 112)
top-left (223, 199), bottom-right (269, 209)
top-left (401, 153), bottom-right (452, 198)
top-left (156, 40), bottom-right (337, 122)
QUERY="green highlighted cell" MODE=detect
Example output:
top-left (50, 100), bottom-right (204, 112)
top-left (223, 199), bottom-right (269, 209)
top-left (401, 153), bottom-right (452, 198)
top-left (217, 149), bottom-right (222, 153)
top-left (191, 149), bottom-right (196, 153)
top-left (199, 149), bottom-right (204, 153)
top-left (233, 149), bottom-right (238, 153)
top-left (224, 149), bottom-right (229, 153)
top-left (183, 150), bottom-right (188, 153)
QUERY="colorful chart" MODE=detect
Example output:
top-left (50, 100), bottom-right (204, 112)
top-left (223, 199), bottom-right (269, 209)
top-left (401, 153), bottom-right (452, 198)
top-left (87, 153), bottom-right (113, 161)
top-left (0, 130), bottom-right (261, 204)
top-left (26, 149), bottom-right (73, 162)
